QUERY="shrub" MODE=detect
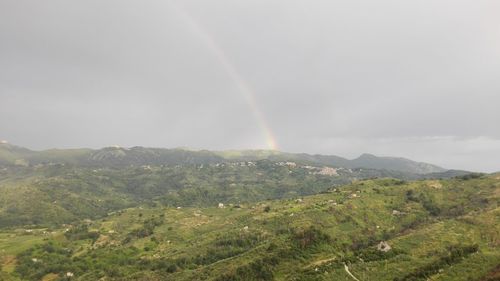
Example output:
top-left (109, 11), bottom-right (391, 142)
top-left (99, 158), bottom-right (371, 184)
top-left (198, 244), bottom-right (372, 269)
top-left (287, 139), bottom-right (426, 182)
top-left (394, 244), bottom-right (478, 281)
top-left (292, 226), bottom-right (331, 249)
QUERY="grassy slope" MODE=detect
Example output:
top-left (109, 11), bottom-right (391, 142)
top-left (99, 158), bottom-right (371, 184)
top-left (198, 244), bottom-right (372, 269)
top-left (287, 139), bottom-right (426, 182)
top-left (0, 163), bottom-right (423, 228)
top-left (0, 175), bottom-right (498, 281)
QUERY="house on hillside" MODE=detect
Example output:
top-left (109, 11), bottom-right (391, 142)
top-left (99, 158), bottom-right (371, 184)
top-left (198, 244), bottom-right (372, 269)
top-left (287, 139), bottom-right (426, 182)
top-left (392, 210), bottom-right (406, 216)
top-left (377, 241), bottom-right (391, 252)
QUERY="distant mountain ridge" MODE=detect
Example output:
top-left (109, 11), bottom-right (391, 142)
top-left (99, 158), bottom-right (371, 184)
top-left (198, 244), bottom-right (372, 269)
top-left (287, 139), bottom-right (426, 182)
top-left (0, 142), bottom-right (448, 174)
top-left (215, 150), bottom-right (446, 174)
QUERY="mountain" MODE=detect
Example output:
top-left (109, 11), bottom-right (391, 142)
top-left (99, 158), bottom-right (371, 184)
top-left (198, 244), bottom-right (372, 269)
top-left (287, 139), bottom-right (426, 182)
top-left (0, 142), bottom-right (34, 165)
top-left (84, 146), bottom-right (224, 167)
top-left (262, 152), bottom-right (446, 174)
top-left (350, 153), bottom-right (446, 174)
top-left (0, 143), bottom-right (224, 167)
top-left (0, 143), bottom-right (449, 175)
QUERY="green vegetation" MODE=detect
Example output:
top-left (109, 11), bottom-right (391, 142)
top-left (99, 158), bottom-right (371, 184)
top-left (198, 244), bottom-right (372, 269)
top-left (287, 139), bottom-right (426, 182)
top-left (394, 244), bottom-right (479, 281)
top-left (0, 162), bottom-right (425, 228)
top-left (0, 172), bottom-right (498, 281)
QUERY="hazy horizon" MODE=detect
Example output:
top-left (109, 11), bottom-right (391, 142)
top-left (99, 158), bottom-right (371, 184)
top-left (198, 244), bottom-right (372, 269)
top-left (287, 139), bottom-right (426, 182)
top-left (0, 140), bottom-right (494, 173)
top-left (1, 0), bottom-right (499, 172)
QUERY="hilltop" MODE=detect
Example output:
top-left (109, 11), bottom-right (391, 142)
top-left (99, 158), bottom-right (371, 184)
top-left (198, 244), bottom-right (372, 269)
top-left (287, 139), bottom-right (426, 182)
top-left (0, 143), bottom-right (449, 174)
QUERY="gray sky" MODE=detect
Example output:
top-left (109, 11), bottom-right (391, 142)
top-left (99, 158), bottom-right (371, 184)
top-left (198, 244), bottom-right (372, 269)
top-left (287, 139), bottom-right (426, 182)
top-left (1, 0), bottom-right (499, 172)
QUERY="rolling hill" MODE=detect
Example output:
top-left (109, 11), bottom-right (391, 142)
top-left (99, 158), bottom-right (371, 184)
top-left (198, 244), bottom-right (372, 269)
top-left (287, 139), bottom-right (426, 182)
top-left (0, 160), bottom-right (441, 228)
top-left (0, 175), bottom-right (498, 281)
top-left (0, 142), bottom-right (449, 174)
top-left (1, 142), bottom-right (491, 281)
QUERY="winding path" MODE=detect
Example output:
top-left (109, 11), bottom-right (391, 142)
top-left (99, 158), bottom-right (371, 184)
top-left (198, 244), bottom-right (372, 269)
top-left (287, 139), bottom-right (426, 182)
top-left (343, 263), bottom-right (360, 281)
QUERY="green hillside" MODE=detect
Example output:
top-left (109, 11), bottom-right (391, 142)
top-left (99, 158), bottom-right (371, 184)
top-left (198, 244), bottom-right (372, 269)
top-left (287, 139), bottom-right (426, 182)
top-left (0, 161), bottom-right (429, 228)
top-left (1, 174), bottom-right (498, 281)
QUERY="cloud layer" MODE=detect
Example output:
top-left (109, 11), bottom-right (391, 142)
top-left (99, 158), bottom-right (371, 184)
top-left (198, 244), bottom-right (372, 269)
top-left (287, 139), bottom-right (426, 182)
top-left (1, 0), bottom-right (499, 172)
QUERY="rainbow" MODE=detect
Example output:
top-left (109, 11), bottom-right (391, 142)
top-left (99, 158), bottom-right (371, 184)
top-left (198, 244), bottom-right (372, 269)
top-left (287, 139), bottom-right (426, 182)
top-left (170, 3), bottom-right (278, 150)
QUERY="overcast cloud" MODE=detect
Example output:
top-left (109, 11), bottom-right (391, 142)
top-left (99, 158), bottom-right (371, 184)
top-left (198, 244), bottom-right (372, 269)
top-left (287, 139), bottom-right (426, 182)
top-left (1, 0), bottom-right (499, 172)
